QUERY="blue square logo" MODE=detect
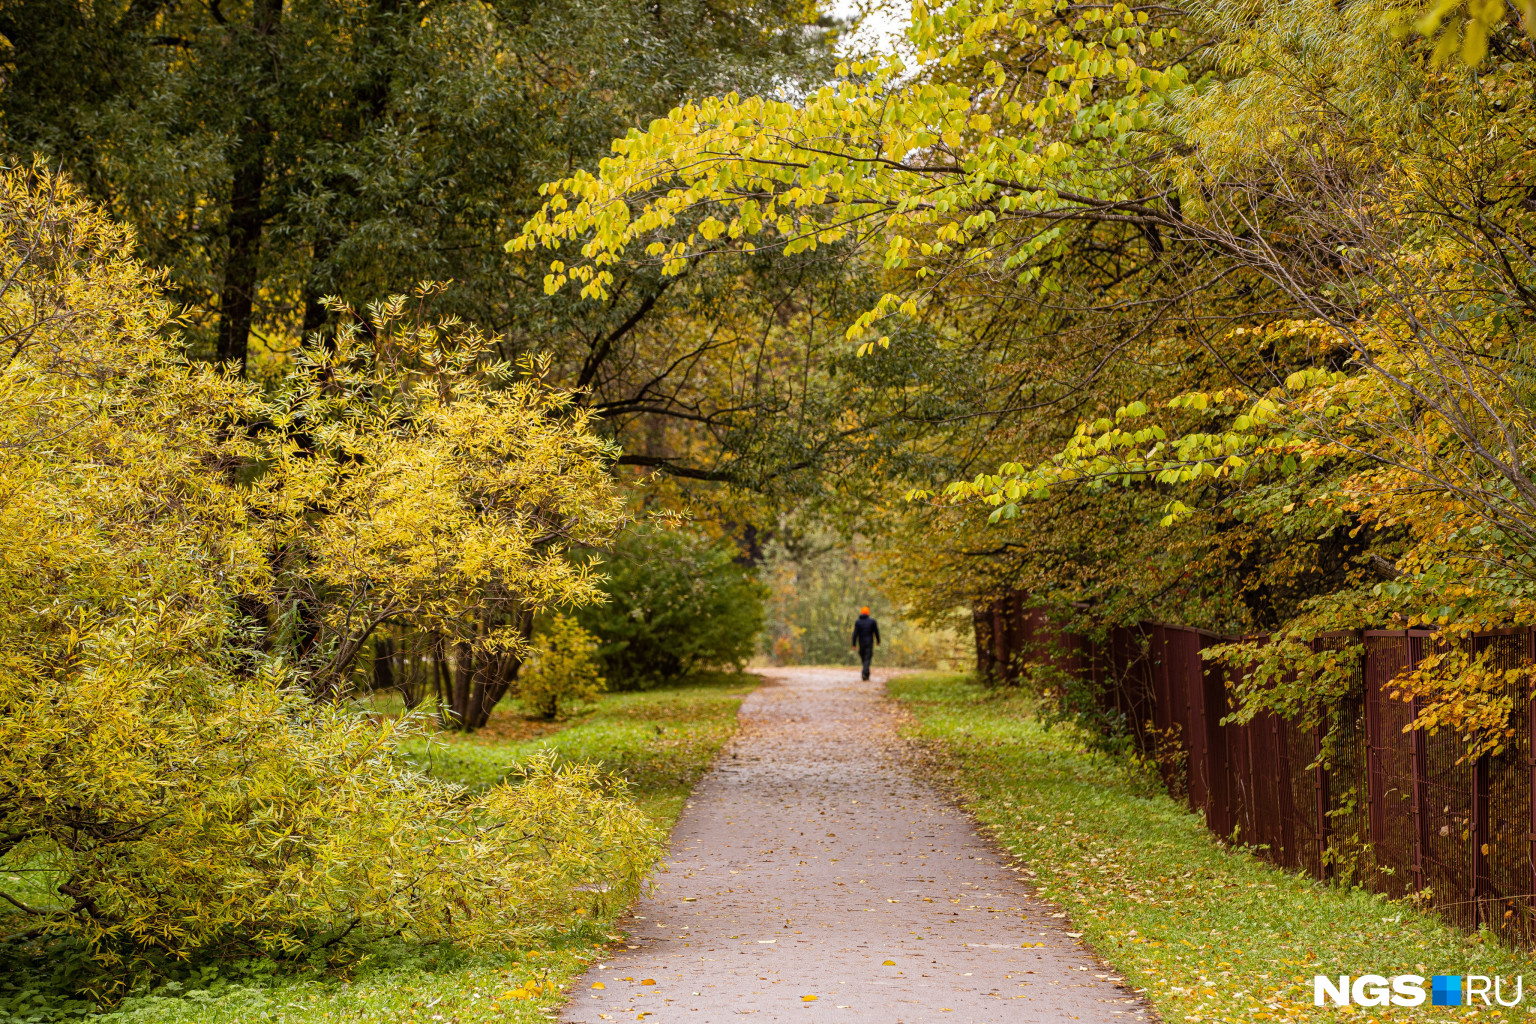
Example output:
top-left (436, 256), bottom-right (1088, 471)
top-left (1432, 975), bottom-right (1463, 1007)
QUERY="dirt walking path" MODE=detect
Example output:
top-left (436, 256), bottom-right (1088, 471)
top-left (562, 667), bottom-right (1152, 1023)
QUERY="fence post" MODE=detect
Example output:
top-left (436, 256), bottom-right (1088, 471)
top-left (1159, 626), bottom-right (1204, 812)
top-left (1199, 631), bottom-right (1232, 837)
top-left (1180, 629), bottom-right (1207, 815)
top-left (1273, 714), bottom-right (1293, 866)
top-left (1410, 691), bottom-right (1428, 893)
top-left (1472, 750), bottom-right (1490, 927)
top-left (1364, 640), bottom-right (1385, 850)
top-left (1150, 625), bottom-right (1171, 735)
top-left (1528, 628), bottom-right (1536, 941)
top-left (1364, 630), bottom-right (1414, 876)
top-left (1308, 639), bottom-right (1332, 880)
top-left (1315, 723), bottom-right (1331, 880)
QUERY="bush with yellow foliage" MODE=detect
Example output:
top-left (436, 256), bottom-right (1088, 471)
top-left (515, 614), bottom-right (608, 720)
top-left (0, 166), bottom-right (659, 974)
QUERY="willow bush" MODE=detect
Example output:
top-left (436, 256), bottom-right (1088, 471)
top-left (0, 166), bottom-right (660, 975)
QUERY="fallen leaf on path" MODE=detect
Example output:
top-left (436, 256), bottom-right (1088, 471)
top-left (641, 979), bottom-right (656, 985)
top-left (882, 961), bottom-right (895, 966)
top-left (592, 982), bottom-right (606, 989)
top-left (802, 995), bottom-right (817, 1001)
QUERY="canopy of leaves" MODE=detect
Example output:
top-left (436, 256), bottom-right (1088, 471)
top-left (517, 0), bottom-right (1536, 752)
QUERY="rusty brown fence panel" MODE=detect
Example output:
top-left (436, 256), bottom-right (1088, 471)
top-left (1364, 630), bottom-right (1420, 898)
top-left (995, 611), bottom-right (1536, 946)
top-left (1199, 632), bottom-right (1234, 838)
top-left (1281, 714), bottom-right (1325, 874)
top-left (1166, 627), bottom-right (1205, 813)
top-left (1470, 630), bottom-right (1533, 944)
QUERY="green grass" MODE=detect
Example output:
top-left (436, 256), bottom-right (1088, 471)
top-left (403, 676), bottom-right (753, 824)
top-left (888, 672), bottom-right (1534, 1024)
top-left (30, 673), bottom-right (755, 1024)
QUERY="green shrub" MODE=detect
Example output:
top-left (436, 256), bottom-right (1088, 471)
top-left (578, 528), bottom-right (767, 688)
top-left (516, 614), bottom-right (606, 719)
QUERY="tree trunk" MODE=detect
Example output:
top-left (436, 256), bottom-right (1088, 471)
top-left (214, 0), bottom-right (284, 375)
top-left (373, 635), bottom-right (395, 692)
top-left (972, 604), bottom-right (996, 685)
top-left (450, 639), bottom-right (474, 727)
top-left (301, 234), bottom-right (335, 343)
top-left (439, 607), bottom-right (535, 731)
top-left (432, 634), bottom-right (452, 728)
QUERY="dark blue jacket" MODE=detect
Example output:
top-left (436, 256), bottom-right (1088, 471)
top-left (851, 614), bottom-right (881, 649)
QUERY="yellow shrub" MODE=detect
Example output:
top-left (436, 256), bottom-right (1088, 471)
top-left (0, 167), bottom-right (660, 974)
top-left (516, 614), bottom-right (607, 720)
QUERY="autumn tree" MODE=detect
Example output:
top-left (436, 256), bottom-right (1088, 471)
top-left (0, 0), bottom-right (837, 378)
top-left (0, 166), bottom-right (659, 967)
top-left (516, 0), bottom-right (1536, 745)
top-left (246, 285), bottom-right (629, 727)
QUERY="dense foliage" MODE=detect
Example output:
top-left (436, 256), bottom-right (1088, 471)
top-left (516, 614), bottom-right (607, 719)
top-left (0, 167), bottom-right (658, 974)
top-left (577, 527), bottom-right (767, 688)
top-left (521, 0), bottom-right (1536, 751)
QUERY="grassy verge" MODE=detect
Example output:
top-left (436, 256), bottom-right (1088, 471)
top-left (76, 673), bottom-right (754, 1024)
top-left (888, 672), bottom-right (1532, 1024)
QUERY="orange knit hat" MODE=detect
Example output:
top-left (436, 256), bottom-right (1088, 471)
top-left (860, 606), bottom-right (870, 614)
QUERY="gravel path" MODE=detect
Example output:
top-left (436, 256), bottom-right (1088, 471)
top-left (563, 666), bottom-right (1152, 1023)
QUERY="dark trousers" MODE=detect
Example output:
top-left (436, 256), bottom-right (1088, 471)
top-left (859, 644), bottom-right (874, 679)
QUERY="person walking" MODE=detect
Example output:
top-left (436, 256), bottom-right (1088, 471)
top-left (851, 606), bottom-right (881, 680)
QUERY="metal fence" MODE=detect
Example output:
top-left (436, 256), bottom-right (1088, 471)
top-left (973, 604), bottom-right (1536, 945)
